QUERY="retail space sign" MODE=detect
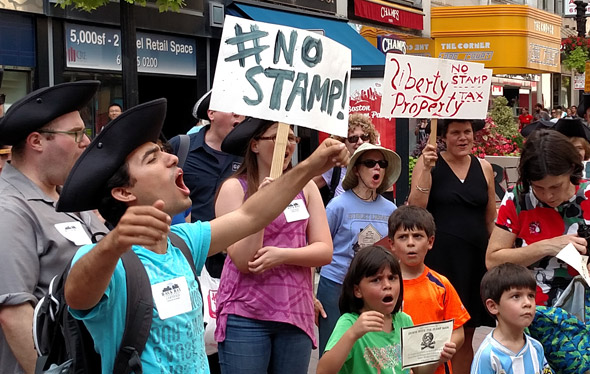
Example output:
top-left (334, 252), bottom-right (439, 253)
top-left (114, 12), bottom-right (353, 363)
top-left (65, 23), bottom-right (196, 76)
top-left (210, 15), bottom-right (351, 137)
top-left (564, 0), bottom-right (590, 16)
top-left (575, 74), bottom-right (585, 90)
top-left (353, 0), bottom-right (423, 30)
top-left (380, 54), bottom-right (491, 119)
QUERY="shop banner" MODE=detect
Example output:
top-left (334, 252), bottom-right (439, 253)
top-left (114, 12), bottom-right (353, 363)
top-left (210, 15), bottom-right (351, 137)
top-left (380, 54), bottom-right (491, 119)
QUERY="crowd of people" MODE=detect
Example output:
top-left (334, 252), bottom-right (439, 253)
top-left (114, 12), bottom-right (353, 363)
top-left (1, 79), bottom-right (590, 374)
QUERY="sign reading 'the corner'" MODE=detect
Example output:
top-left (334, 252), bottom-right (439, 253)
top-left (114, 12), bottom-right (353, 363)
top-left (65, 23), bottom-right (196, 76)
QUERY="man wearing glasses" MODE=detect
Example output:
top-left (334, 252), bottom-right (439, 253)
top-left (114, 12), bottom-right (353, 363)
top-left (0, 81), bottom-right (108, 374)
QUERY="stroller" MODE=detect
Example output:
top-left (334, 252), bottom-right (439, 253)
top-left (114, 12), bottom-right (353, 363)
top-left (528, 276), bottom-right (590, 374)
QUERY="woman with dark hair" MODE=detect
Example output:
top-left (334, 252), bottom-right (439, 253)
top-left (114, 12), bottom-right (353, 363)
top-left (486, 129), bottom-right (587, 307)
top-left (213, 118), bottom-right (332, 374)
top-left (408, 118), bottom-right (496, 373)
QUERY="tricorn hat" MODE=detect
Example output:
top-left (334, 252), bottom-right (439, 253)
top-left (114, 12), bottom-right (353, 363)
top-left (192, 90), bottom-right (212, 120)
top-left (221, 117), bottom-right (275, 156)
top-left (554, 117), bottom-right (590, 142)
top-left (57, 98), bottom-right (167, 213)
top-left (0, 80), bottom-right (99, 145)
top-left (342, 143), bottom-right (401, 194)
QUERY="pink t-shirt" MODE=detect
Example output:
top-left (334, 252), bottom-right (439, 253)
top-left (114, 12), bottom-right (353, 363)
top-left (214, 179), bottom-right (316, 347)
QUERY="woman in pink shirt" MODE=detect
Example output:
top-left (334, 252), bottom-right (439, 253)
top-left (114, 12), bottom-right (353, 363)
top-left (214, 118), bottom-right (332, 374)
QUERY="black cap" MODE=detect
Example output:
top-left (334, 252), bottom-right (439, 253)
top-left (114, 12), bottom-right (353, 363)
top-left (0, 80), bottom-right (100, 145)
top-left (57, 99), bottom-right (167, 213)
top-left (221, 117), bottom-right (275, 156)
top-left (520, 119), bottom-right (555, 137)
top-left (192, 90), bottom-right (212, 120)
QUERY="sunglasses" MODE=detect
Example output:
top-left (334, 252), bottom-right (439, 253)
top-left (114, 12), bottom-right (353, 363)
top-left (358, 159), bottom-right (388, 168)
top-left (347, 134), bottom-right (370, 143)
top-left (0, 94), bottom-right (5, 106)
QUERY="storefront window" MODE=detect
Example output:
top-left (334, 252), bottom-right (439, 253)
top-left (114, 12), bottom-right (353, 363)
top-left (1, 70), bottom-right (31, 112)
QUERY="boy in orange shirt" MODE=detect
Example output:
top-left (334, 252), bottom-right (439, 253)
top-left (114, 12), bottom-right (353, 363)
top-left (388, 205), bottom-right (470, 374)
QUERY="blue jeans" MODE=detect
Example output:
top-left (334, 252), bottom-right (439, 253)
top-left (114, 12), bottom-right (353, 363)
top-left (218, 314), bottom-right (312, 374)
top-left (316, 276), bottom-right (342, 358)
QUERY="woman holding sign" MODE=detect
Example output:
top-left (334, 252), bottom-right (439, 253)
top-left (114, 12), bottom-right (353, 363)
top-left (408, 119), bottom-right (496, 374)
top-left (213, 117), bottom-right (332, 374)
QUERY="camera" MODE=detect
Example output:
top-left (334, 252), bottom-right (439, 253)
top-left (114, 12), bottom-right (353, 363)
top-left (577, 223), bottom-right (590, 252)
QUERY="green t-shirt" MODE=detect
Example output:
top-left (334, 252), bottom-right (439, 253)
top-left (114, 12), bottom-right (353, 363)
top-left (325, 312), bottom-right (414, 374)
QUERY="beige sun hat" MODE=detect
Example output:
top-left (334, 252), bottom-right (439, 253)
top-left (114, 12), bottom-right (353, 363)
top-left (342, 143), bottom-right (401, 194)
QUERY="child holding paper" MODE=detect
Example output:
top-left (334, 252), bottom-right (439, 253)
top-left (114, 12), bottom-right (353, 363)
top-left (388, 205), bottom-right (468, 374)
top-left (317, 246), bottom-right (456, 374)
top-left (471, 263), bottom-right (553, 374)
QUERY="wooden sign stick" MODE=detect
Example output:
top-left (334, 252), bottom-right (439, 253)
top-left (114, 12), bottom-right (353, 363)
top-left (269, 122), bottom-right (290, 179)
top-left (429, 119), bottom-right (438, 146)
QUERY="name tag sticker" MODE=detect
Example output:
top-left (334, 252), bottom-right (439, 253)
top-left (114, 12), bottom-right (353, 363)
top-left (152, 276), bottom-right (193, 319)
top-left (54, 221), bottom-right (92, 246)
top-left (283, 199), bottom-right (310, 223)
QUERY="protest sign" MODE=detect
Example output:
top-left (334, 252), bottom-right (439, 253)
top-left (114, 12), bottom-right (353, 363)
top-left (380, 54), bottom-right (492, 120)
top-left (210, 15), bottom-right (351, 137)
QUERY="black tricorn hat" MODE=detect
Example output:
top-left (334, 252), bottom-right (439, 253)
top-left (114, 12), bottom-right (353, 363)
top-left (578, 94), bottom-right (590, 118)
top-left (554, 117), bottom-right (590, 142)
top-left (0, 80), bottom-right (100, 145)
top-left (57, 98), bottom-right (167, 213)
top-left (192, 90), bottom-right (212, 120)
top-left (520, 119), bottom-right (555, 137)
top-left (221, 117), bottom-right (275, 156)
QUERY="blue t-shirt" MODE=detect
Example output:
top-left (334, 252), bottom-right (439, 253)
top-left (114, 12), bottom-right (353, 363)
top-left (321, 190), bottom-right (396, 284)
top-left (471, 330), bottom-right (552, 374)
top-left (70, 222), bottom-right (211, 374)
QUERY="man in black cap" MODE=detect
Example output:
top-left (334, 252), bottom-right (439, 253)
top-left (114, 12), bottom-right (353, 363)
top-left (0, 80), bottom-right (108, 374)
top-left (57, 98), bottom-right (347, 373)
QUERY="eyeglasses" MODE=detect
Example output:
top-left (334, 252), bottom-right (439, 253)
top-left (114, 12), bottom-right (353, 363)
top-left (347, 134), bottom-right (370, 143)
top-left (358, 159), bottom-right (388, 168)
top-left (258, 135), bottom-right (301, 145)
top-left (0, 94), bottom-right (5, 105)
top-left (38, 129), bottom-right (87, 143)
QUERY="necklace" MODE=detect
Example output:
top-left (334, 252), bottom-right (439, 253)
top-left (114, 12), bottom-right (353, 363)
top-left (352, 188), bottom-right (376, 201)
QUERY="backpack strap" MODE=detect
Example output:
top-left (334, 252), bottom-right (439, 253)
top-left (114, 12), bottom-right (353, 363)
top-left (112, 233), bottom-right (202, 374)
top-left (169, 232), bottom-right (204, 318)
top-left (176, 134), bottom-right (190, 169)
top-left (112, 251), bottom-right (153, 374)
top-left (327, 166), bottom-right (341, 202)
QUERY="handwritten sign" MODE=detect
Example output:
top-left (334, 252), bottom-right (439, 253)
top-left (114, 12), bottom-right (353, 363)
top-left (209, 16), bottom-right (351, 137)
top-left (380, 54), bottom-right (492, 119)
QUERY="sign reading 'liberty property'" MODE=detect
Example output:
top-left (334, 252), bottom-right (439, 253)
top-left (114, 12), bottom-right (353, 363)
top-left (210, 15), bottom-right (351, 136)
top-left (380, 54), bottom-right (492, 119)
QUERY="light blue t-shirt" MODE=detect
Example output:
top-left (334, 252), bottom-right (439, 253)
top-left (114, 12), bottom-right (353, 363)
top-left (70, 222), bottom-right (211, 374)
top-left (321, 190), bottom-right (396, 284)
top-left (471, 330), bottom-right (552, 374)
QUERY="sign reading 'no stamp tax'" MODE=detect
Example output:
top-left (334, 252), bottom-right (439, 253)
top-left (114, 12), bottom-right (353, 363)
top-left (380, 54), bottom-right (492, 119)
top-left (210, 15), bottom-right (351, 137)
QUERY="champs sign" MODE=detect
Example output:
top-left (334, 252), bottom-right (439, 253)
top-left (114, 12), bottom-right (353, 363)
top-left (210, 16), bottom-right (351, 136)
top-left (380, 54), bottom-right (492, 119)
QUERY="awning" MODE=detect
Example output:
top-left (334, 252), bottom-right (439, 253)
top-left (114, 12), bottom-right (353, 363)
top-left (228, 3), bottom-right (385, 75)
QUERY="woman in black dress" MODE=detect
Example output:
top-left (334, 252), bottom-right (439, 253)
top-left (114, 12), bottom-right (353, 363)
top-left (408, 119), bottom-right (496, 374)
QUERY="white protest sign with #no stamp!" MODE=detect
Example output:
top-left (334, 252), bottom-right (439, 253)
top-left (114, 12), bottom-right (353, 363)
top-left (210, 15), bottom-right (351, 137)
top-left (380, 54), bottom-right (492, 119)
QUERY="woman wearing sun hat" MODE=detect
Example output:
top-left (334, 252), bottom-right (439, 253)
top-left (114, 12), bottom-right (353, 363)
top-left (316, 142), bottom-right (401, 356)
